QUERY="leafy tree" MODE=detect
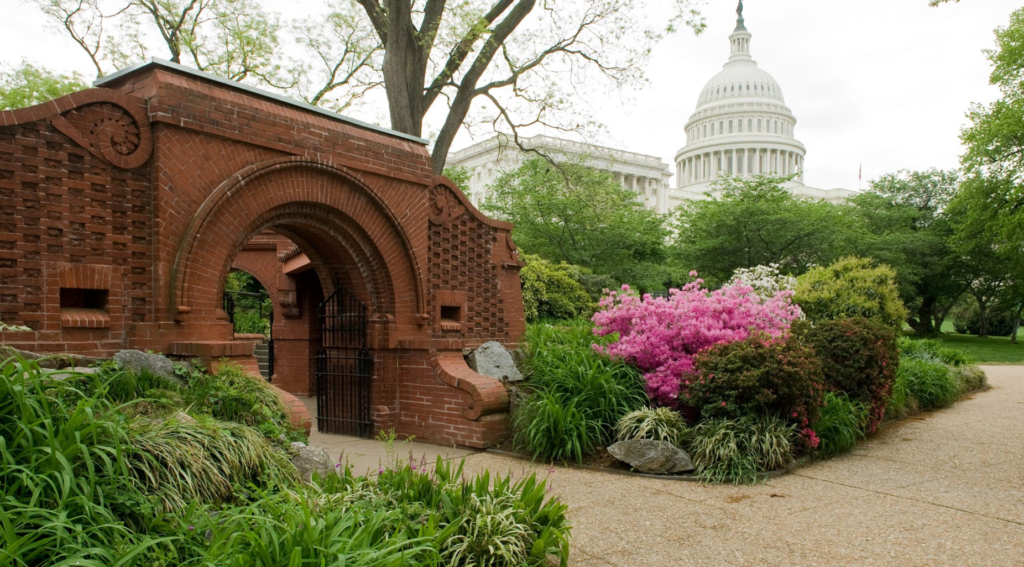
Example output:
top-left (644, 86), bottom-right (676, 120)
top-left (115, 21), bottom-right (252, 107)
top-left (442, 165), bottom-right (472, 198)
top-left (0, 62), bottom-right (88, 110)
top-left (352, 0), bottom-right (705, 172)
top-left (850, 169), bottom-right (967, 335)
top-left (671, 176), bottom-right (859, 285)
top-left (948, 8), bottom-right (1024, 339)
top-left (483, 157), bottom-right (668, 281)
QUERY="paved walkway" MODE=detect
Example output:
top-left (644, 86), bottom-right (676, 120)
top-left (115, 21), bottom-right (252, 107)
top-left (300, 396), bottom-right (472, 475)
top-left (461, 366), bottom-right (1024, 567)
top-left (306, 367), bottom-right (1024, 566)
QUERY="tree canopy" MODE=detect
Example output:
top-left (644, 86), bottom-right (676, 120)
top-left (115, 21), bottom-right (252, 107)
top-left (482, 157), bottom-right (668, 281)
top-left (671, 176), bottom-right (858, 285)
top-left (0, 61), bottom-right (88, 110)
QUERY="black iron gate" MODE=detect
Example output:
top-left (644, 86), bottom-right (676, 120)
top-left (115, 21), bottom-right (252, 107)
top-left (315, 286), bottom-right (373, 437)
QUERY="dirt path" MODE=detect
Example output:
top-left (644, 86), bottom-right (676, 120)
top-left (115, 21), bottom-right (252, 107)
top-left (463, 366), bottom-right (1024, 566)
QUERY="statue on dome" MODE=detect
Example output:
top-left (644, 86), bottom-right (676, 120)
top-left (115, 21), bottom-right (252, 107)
top-left (735, 0), bottom-right (747, 32)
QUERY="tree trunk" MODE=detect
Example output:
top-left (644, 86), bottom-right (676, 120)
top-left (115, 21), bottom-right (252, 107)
top-left (978, 299), bottom-right (989, 339)
top-left (914, 297), bottom-right (936, 336)
top-left (381, 0), bottom-right (427, 138)
top-left (1012, 303), bottom-right (1023, 345)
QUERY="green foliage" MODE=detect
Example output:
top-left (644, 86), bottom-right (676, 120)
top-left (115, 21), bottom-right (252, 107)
top-left (952, 301), bottom-right (1019, 337)
top-left (686, 415), bottom-right (796, 485)
top-left (671, 176), bottom-right (858, 284)
top-left (0, 358), bottom-right (571, 566)
top-left (813, 392), bottom-right (868, 458)
top-left (895, 356), bottom-right (961, 411)
top-left (687, 334), bottom-right (825, 429)
top-left (0, 61), bottom-right (86, 110)
top-left (615, 407), bottom-right (688, 445)
top-left (520, 254), bottom-right (594, 322)
top-left (850, 169), bottom-right (966, 336)
top-left (799, 317), bottom-right (898, 429)
top-left (484, 157), bottom-right (669, 278)
top-left (180, 361), bottom-right (303, 442)
top-left (897, 337), bottom-right (974, 367)
top-left (515, 321), bottom-right (647, 462)
top-left (443, 165), bottom-right (473, 197)
top-left (224, 270), bottom-right (272, 335)
top-left (795, 256), bottom-right (909, 330)
top-left (951, 365), bottom-right (988, 394)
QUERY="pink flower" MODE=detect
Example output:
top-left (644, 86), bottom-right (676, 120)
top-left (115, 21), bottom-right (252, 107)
top-left (689, 270), bottom-right (699, 277)
top-left (721, 401), bottom-right (727, 407)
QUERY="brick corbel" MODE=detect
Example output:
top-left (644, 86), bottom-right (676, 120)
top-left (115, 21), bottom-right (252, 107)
top-left (432, 351), bottom-right (509, 421)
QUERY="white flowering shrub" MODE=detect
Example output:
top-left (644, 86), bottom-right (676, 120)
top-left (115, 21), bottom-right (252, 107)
top-left (730, 264), bottom-right (797, 301)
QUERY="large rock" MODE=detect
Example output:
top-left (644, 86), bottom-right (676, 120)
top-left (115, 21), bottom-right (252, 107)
top-left (113, 349), bottom-right (183, 387)
top-left (289, 442), bottom-right (335, 482)
top-left (607, 439), bottom-right (694, 474)
top-left (467, 341), bottom-right (523, 383)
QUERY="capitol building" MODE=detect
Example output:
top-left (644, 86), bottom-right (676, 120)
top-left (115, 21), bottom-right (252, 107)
top-left (447, 1), bottom-right (854, 210)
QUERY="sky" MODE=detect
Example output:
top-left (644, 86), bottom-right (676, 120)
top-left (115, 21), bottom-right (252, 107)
top-left (0, 0), bottom-right (1019, 190)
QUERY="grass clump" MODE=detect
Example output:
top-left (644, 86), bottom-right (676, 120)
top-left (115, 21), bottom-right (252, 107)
top-left (952, 364), bottom-right (988, 394)
top-left (895, 356), bottom-right (961, 410)
top-left (814, 392), bottom-right (869, 458)
top-left (898, 337), bottom-right (974, 367)
top-left (515, 321), bottom-right (646, 462)
top-left (615, 407), bottom-right (688, 445)
top-left (687, 415), bottom-right (795, 485)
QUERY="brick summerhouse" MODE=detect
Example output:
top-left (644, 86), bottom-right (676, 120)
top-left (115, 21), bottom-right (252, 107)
top-left (0, 58), bottom-right (525, 448)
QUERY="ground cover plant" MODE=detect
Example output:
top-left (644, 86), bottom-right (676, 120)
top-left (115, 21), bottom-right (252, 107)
top-left (513, 260), bottom-right (989, 484)
top-left (515, 320), bottom-right (646, 462)
top-left (0, 357), bottom-right (571, 566)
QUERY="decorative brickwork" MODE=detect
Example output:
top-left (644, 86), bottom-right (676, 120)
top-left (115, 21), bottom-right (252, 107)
top-left (0, 60), bottom-right (525, 448)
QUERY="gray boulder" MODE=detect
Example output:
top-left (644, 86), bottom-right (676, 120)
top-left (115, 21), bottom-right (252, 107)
top-left (289, 442), bottom-right (335, 482)
top-left (467, 341), bottom-right (523, 383)
top-left (607, 439), bottom-right (694, 474)
top-left (114, 350), bottom-right (183, 387)
top-left (46, 367), bottom-right (100, 381)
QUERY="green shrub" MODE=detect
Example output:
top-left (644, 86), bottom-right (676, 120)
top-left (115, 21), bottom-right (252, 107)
top-left (800, 317), bottom-right (898, 430)
top-left (813, 392), bottom-right (868, 457)
top-left (0, 358), bottom-right (572, 566)
top-left (952, 365), bottom-right (988, 394)
top-left (515, 321), bottom-right (647, 462)
top-left (615, 407), bottom-right (688, 445)
top-left (686, 334), bottom-right (825, 429)
top-left (686, 415), bottom-right (796, 485)
top-left (520, 254), bottom-right (594, 322)
top-left (952, 302), bottom-right (1019, 337)
top-left (898, 337), bottom-right (973, 366)
top-left (896, 356), bottom-right (961, 410)
top-left (795, 256), bottom-right (908, 330)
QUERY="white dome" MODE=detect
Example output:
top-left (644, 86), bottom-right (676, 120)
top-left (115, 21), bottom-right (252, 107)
top-left (697, 63), bottom-right (785, 107)
top-left (673, 1), bottom-right (807, 192)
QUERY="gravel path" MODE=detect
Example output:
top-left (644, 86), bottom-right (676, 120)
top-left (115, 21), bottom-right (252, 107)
top-left (462, 365), bottom-right (1024, 567)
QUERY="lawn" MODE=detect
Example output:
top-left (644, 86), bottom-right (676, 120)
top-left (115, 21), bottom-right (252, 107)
top-left (915, 321), bottom-right (1024, 364)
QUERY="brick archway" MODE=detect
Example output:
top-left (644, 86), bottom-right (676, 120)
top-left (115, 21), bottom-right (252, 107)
top-left (1, 60), bottom-right (523, 448)
top-left (172, 157), bottom-right (424, 327)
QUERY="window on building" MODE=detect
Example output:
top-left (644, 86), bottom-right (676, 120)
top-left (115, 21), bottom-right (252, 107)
top-left (729, 120), bottom-right (733, 133)
top-left (748, 119), bottom-right (752, 131)
top-left (758, 119), bottom-right (762, 132)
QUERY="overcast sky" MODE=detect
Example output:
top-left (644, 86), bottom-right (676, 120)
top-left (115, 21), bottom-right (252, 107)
top-left (1, 0), bottom-right (1019, 190)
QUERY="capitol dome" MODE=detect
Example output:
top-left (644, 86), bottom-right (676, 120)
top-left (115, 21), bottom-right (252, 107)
top-left (675, 1), bottom-right (818, 197)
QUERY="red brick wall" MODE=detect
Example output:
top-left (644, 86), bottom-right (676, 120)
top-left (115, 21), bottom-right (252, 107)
top-left (0, 63), bottom-right (523, 448)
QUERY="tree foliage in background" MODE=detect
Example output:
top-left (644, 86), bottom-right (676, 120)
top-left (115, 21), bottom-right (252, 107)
top-left (0, 61), bottom-right (87, 110)
top-left (948, 7), bottom-right (1024, 340)
top-left (671, 176), bottom-right (858, 286)
top-left (484, 157), bottom-right (668, 280)
top-left (850, 169), bottom-right (967, 336)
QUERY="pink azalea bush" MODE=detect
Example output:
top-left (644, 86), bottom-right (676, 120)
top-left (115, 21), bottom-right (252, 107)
top-left (591, 277), bottom-right (803, 407)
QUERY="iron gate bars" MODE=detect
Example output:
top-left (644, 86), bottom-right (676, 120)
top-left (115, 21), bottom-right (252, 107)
top-left (315, 285), bottom-right (373, 437)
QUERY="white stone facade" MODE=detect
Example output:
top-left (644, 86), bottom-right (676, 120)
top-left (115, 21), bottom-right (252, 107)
top-left (446, 134), bottom-right (676, 214)
top-left (672, 2), bottom-right (854, 205)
